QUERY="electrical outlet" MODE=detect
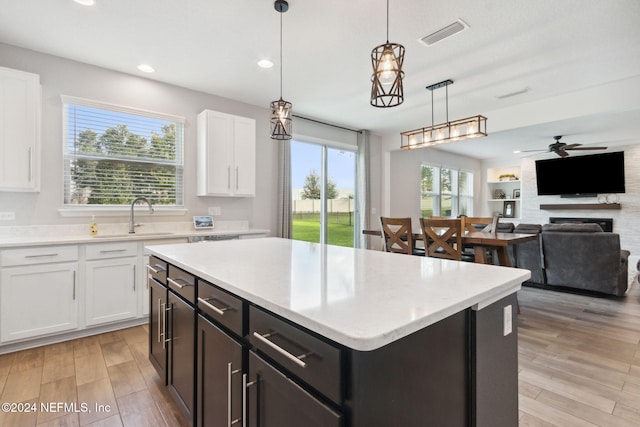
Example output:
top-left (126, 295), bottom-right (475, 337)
top-left (208, 206), bottom-right (222, 216)
top-left (0, 211), bottom-right (15, 220)
top-left (503, 305), bottom-right (513, 336)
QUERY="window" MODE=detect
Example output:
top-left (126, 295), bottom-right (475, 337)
top-left (62, 96), bottom-right (184, 207)
top-left (291, 140), bottom-right (357, 247)
top-left (420, 165), bottom-right (473, 217)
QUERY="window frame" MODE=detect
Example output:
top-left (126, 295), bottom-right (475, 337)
top-left (420, 164), bottom-right (473, 218)
top-left (59, 95), bottom-right (186, 217)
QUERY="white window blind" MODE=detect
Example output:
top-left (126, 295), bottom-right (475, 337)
top-left (62, 96), bottom-right (184, 206)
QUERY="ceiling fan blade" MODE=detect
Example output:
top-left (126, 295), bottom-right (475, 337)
top-left (562, 144), bottom-right (581, 150)
top-left (564, 146), bottom-right (608, 150)
top-left (556, 150), bottom-right (569, 157)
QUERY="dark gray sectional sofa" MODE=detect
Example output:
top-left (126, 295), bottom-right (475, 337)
top-left (512, 223), bottom-right (630, 296)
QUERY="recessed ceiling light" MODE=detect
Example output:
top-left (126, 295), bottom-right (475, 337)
top-left (137, 64), bottom-right (155, 73)
top-left (258, 59), bottom-right (274, 69)
top-left (74, 0), bottom-right (96, 6)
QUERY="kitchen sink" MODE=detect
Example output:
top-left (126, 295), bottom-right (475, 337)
top-left (92, 232), bottom-right (176, 238)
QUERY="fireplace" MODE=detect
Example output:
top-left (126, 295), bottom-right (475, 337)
top-left (549, 217), bottom-right (613, 232)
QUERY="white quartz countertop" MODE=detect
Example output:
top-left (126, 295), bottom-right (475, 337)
top-left (147, 237), bottom-right (530, 351)
top-left (0, 227), bottom-right (269, 248)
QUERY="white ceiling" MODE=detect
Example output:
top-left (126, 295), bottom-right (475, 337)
top-left (1, 0), bottom-right (639, 159)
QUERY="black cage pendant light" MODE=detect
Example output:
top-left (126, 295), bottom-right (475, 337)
top-left (370, 0), bottom-right (405, 108)
top-left (270, 0), bottom-right (292, 140)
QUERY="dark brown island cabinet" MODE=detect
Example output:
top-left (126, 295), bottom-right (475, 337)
top-left (148, 256), bottom-right (195, 423)
top-left (148, 255), bottom-right (519, 427)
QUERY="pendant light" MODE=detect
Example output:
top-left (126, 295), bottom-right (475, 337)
top-left (370, 0), bottom-right (405, 108)
top-left (400, 79), bottom-right (487, 150)
top-left (270, 0), bottom-right (292, 140)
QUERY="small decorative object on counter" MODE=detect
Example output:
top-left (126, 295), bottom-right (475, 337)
top-left (90, 216), bottom-right (98, 236)
top-left (493, 189), bottom-right (506, 199)
top-left (513, 189), bottom-right (520, 199)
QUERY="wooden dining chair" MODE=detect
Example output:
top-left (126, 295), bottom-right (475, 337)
top-left (419, 217), bottom-right (463, 261)
top-left (379, 217), bottom-right (424, 256)
top-left (460, 215), bottom-right (501, 262)
top-left (461, 216), bottom-right (499, 234)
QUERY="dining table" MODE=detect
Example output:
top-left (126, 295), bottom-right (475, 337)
top-left (362, 229), bottom-right (538, 267)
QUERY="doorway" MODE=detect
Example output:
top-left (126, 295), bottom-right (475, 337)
top-left (291, 140), bottom-right (356, 247)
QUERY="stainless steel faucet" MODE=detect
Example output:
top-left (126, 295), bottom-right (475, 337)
top-left (129, 196), bottom-right (154, 234)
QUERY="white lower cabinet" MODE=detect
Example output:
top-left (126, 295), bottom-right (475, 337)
top-left (0, 241), bottom-right (144, 348)
top-left (85, 257), bottom-right (137, 326)
top-left (84, 241), bottom-right (139, 327)
top-left (1, 262), bottom-right (79, 342)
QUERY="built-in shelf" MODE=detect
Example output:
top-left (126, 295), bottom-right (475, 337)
top-left (539, 203), bottom-right (621, 210)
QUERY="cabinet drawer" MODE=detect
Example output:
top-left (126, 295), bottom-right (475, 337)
top-left (85, 241), bottom-right (138, 260)
top-left (147, 256), bottom-right (167, 285)
top-left (249, 306), bottom-right (342, 404)
top-left (168, 264), bottom-right (196, 304)
top-left (1, 245), bottom-right (78, 267)
top-left (197, 279), bottom-right (244, 337)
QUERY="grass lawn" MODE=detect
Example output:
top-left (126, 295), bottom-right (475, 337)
top-left (292, 213), bottom-right (354, 247)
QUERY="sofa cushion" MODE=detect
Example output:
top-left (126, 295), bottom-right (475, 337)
top-left (514, 224), bottom-right (542, 234)
top-left (542, 223), bottom-right (603, 233)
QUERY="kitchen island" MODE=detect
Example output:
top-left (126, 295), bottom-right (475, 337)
top-left (146, 237), bottom-right (530, 427)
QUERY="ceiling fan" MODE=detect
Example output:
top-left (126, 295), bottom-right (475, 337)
top-left (522, 135), bottom-right (608, 157)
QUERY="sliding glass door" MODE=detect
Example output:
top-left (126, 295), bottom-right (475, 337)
top-left (291, 140), bottom-right (356, 247)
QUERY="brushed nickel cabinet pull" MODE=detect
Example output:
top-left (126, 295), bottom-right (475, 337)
top-left (198, 297), bottom-right (230, 316)
top-left (252, 332), bottom-right (308, 368)
top-left (25, 253), bottom-right (58, 258)
top-left (158, 300), bottom-right (163, 343)
top-left (228, 362), bottom-right (242, 426)
top-left (147, 265), bottom-right (159, 274)
top-left (242, 373), bottom-right (258, 427)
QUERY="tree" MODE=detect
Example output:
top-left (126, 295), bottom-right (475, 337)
top-left (301, 170), bottom-right (338, 199)
top-left (70, 124), bottom-right (178, 205)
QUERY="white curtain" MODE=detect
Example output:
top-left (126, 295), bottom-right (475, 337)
top-left (355, 130), bottom-right (371, 248)
top-left (277, 139), bottom-right (292, 238)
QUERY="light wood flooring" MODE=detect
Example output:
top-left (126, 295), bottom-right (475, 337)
top-left (0, 281), bottom-right (639, 426)
top-left (518, 281), bottom-right (640, 426)
top-left (0, 325), bottom-right (189, 427)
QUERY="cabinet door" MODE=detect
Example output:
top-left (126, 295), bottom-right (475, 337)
top-left (232, 116), bottom-right (256, 197)
top-left (168, 292), bottom-right (195, 420)
top-left (0, 263), bottom-right (78, 342)
top-left (198, 110), bottom-right (233, 196)
top-left (85, 257), bottom-right (137, 326)
top-left (197, 315), bottom-right (243, 427)
top-left (0, 66), bottom-right (40, 192)
top-left (248, 351), bottom-right (342, 427)
top-left (149, 278), bottom-right (167, 384)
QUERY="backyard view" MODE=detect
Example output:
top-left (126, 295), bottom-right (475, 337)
top-left (291, 141), bottom-right (356, 247)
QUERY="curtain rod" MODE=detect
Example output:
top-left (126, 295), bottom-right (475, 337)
top-left (292, 114), bottom-right (362, 134)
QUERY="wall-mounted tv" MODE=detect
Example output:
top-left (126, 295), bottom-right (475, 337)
top-left (535, 151), bottom-right (625, 196)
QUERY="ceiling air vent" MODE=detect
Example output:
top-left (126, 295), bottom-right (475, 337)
top-left (418, 19), bottom-right (468, 47)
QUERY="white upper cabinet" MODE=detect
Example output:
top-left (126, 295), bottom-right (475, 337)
top-left (0, 66), bottom-right (41, 192)
top-left (197, 109), bottom-right (256, 197)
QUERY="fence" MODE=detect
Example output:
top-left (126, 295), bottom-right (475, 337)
top-left (293, 199), bottom-right (354, 225)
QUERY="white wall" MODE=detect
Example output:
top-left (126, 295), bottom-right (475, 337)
top-left (0, 43), bottom-right (284, 233)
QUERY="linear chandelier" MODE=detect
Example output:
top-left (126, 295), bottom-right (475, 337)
top-left (400, 79), bottom-right (487, 150)
top-left (270, 0), bottom-right (292, 140)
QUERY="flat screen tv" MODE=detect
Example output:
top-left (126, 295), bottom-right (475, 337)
top-left (535, 151), bottom-right (625, 196)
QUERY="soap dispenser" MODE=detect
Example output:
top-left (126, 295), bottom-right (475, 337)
top-left (90, 216), bottom-right (98, 236)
